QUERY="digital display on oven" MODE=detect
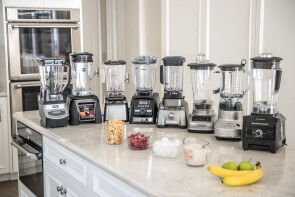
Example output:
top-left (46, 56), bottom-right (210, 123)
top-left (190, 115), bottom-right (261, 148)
top-left (18, 10), bottom-right (71, 20)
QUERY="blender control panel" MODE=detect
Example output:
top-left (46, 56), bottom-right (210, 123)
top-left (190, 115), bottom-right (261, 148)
top-left (78, 102), bottom-right (95, 120)
top-left (216, 122), bottom-right (241, 128)
top-left (192, 116), bottom-right (211, 122)
top-left (134, 100), bottom-right (153, 116)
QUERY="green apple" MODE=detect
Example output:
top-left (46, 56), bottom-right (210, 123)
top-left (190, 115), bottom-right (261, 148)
top-left (238, 161), bottom-right (254, 170)
top-left (222, 162), bottom-right (238, 170)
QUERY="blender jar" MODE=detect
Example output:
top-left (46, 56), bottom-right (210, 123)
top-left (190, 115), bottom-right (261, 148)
top-left (218, 59), bottom-right (251, 111)
top-left (251, 53), bottom-right (282, 114)
top-left (161, 56), bottom-right (185, 98)
top-left (131, 56), bottom-right (157, 96)
top-left (37, 58), bottom-right (70, 101)
top-left (70, 52), bottom-right (93, 96)
top-left (188, 54), bottom-right (219, 109)
top-left (102, 60), bottom-right (126, 97)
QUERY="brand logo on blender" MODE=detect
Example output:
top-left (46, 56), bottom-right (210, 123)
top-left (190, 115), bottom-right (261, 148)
top-left (82, 68), bottom-right (86, 72)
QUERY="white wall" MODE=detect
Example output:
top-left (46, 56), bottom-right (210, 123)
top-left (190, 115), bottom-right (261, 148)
top-left (0, 1), bottom-right (7, 92)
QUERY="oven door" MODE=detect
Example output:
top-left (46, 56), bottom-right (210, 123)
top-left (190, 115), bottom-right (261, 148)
top-left (11, 137), bottom-right (43, 197)
top-left (7, 23), bottom-right (80, 81)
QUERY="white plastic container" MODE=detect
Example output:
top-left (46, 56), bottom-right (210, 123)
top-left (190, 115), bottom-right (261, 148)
top-left (152, 137), bottom-right (182, 158)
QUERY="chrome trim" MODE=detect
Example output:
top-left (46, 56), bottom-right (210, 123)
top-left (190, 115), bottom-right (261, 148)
top-left (11, 140), bottom-right (42, 161)
top-left (11, 23), bottom-right (79, 29)
top-left (15, 82), bottom-right (40, 89)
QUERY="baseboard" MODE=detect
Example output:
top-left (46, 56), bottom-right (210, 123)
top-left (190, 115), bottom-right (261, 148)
top-left (0, 172), bottom-right (18, 182)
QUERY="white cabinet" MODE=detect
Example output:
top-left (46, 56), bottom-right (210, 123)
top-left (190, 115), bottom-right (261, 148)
top-left (43, 137), bottom-right (147, 197)
top-left (19, 180), bottom-right (36, 197)
top-left (0, 97), bottom-right (10, 175)
top-left (4, 0), bottom-right (80, 8)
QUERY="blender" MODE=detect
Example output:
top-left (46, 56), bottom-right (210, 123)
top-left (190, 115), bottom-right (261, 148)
top-left (157, 56), bottom-right (189, 128)
top-left (102, 60), bottom-right (129, 122)
top-left (130, 56), bottom-right (160, 124)
top-left (67, 52), bottom-right (102, 125)
top-left (187, 54), bottom-right (220, 133)
top-left (243, 53), bottom-right (286, 153)
top-left (214, 59), bottom-right (251, 140)
top-left (37, 58), bottom-right (70, 128)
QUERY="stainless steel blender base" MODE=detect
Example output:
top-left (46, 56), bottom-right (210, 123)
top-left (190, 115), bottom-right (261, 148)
top-left (157, 100), bottom-right (188, 128)
top-left (187, 113), bottom-right (215, 133)
top-left (214, 110), bottom-right (243, 139)
top-left (104, 101), bottom-right (129, 122)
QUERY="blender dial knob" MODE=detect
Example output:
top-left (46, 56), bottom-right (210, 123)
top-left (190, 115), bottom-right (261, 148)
top-left (168, 113), bottom-right (175, 120)
top-left (255, 129), bottom-right (263, 137)
top-left (140, 108), bottom-right (146, 114)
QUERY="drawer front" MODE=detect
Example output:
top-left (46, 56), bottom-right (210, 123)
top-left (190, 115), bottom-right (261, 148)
top-left (43, 137), bottom-right (87, 186)
top-left (44, 158), bottom-right (85, 197)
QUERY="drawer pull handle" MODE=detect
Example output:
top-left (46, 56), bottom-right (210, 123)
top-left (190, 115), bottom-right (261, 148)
top-left (57, 186), bottom-right (67, 195)
top-left (59, 159), bottom-right (66, 165)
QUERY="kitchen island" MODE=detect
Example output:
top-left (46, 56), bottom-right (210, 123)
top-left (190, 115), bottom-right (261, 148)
top-left (13, 111), bottom-right (295, 197)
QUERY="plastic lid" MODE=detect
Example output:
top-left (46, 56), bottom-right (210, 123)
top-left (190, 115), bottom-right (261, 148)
top-left (104, 60), bottom-right (126, 65)
top-left (132, 56), bottom-right (157, 64)
top-left (251, 53), bottom-right (282, 69)
top-left (218, 59), bottom-right (247, 71)
top-left (162, 56), bottom-right (185, 66)
top-left (36, 57), bottom-right (65, 66)
top-left (70, 52), bottom-right (93, 62)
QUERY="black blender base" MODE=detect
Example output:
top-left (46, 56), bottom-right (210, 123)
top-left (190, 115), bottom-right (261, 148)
top-left (242, 138), bottom-right (286, 154)
top-left (41, 117), bottom-right (68, 128)
top-left (157, 125), bottom-right (187, 129)
top-left (215, 137), bottom-right (241, 141)
top-left (188, 129), bottom-right (214, 134)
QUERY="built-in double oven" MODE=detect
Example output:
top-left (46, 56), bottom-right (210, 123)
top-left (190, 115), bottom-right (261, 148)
top-left (6, 8), bottom-right (81, 137)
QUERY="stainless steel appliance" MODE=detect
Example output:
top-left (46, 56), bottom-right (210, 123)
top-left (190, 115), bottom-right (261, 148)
top-left (37, 58), bottom-right (70, 128)
top-left (102, 60), bottom-right (129, 122)
top-left (11, 121), bottom-right (43, 197)
top-left (130, 56), bottom-right (160, 124)
top-left (68, 52), bottom-right (102, 125)
top-left (6, 8), bottom-right (80, 136)
top-left (243, 53), bottom-right (286, 153)
top-left (157, 56), bottom-right (189, 128)
top-left (187, 54), bottom-right (219, 133)
top-left (214, 60), bottom-right (251, 140)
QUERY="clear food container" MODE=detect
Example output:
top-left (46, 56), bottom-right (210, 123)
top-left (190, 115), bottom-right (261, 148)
top-left (127, 133), bottom-right (149, 150)
top-left (105, 120), bottom-right (124, 144)
top-left (152, 137), bottom-right (182, 158)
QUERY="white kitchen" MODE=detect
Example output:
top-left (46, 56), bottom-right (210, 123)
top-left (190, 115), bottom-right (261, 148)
top-left (0, 0), bottom-right (295, 197)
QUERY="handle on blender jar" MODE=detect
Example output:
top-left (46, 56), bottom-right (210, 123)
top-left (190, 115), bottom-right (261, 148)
top-left (274, 69), bottom-right (282, 93)
top-left (242, 68), bottom-right (252, 96)
top-left (61, 62), bottom-right (71, 93)
top-left (213, 71), bottom-right (220, 94)
top-left (160, 65), bottom-right (164, 84)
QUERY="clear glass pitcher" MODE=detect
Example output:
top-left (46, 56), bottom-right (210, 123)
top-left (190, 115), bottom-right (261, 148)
top-left (70, 52), bottom-right (93, 96)
top-left (188, 54), bottom-right (220, 109)
top-left (102, 60), bottom-right (126, 97)
top-left (218, 59), bottom-right (251, 111)
top-left (131, 56), bottom-right (157, 96)
top-left (251, 53), bottom-right (282, 114)
top-left (37, 58), bottom-right (70, 101)
top-left (160, 56), bottom-right (185, 98)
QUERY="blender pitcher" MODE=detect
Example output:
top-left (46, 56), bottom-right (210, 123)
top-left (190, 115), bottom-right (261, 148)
top-left (131, 56), bottom-right (157, 96)
top-left (218, 59), bottom-right (251, 111)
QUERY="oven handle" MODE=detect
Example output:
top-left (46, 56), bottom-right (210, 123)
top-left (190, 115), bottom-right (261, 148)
top-left (15, 83), bottom-right (41, 89)
top-left (11, 23), bottom-right (79, 29)
top-left (11, 140), bottom-right (42, 161)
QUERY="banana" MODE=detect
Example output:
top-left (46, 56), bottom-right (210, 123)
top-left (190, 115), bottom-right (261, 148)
top-left (222, 162), bottom-right (263, 187)
top-left (208, 166), bottom-right (253, 178)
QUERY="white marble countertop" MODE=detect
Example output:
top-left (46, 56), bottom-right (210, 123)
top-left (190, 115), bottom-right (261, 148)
top-left (13, 111), bottom-right (295, 197)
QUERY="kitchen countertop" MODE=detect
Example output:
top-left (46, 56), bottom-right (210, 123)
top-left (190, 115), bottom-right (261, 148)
top-left (13, 111), bottom-right (295, 197)
top-left (0, 92), bottom-right (7, 97)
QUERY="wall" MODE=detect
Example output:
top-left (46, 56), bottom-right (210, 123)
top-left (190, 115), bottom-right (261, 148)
top-left (0, 1), bottom-right (7, 92)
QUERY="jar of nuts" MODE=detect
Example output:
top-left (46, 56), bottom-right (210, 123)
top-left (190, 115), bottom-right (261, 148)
top-left (105, 120), bottom-right (124, 144)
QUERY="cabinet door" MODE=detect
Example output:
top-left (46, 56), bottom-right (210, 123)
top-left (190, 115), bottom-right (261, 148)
top-left (44, 158), bottom-right (85, 197)
top-left (4, 0), bottom-right (43, 7)
top-left (19, 181), bottom-right (36, 197)
top-left (43, 0), bottom-right (80, 8)
top-left (0, 97), bottom-right (9, 175)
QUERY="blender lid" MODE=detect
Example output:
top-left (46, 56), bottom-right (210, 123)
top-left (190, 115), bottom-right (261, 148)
top-left (132, 56), bottom-right (157, 64)
top-left (70, 52), bottom-right (93, 62)
top-left (251, 53), bottom-right (282, 69)
top-left (36, 57), bottom-right (65, 66)
top-left (162, 56), bottom-right (185, 66)
top-left (187, 62), bottom-right (216, 70)
top-left (218, 59), bottom-right (247, 71)
top-left (104, 60), bottom-right (126, 65)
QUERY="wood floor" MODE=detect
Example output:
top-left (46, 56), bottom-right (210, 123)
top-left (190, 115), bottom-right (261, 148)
top-left (0, 180), bottom-right (18, 197)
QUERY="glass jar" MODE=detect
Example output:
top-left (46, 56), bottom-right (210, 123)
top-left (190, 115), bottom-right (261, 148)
top-left (183, 137), bottom-right (209, 166)
top-left (127, 133), bottom-right (149, 150)
top-left (105, 120), bottom-right (124, 144)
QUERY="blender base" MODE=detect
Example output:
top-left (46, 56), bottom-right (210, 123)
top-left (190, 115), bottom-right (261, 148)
top-left (39, 102), bottom-right (69, 128)
top-left (104, 97), bottom-right (129, 122)
top-left (156, 100), bottom-right (189, 128)
top-left (214, 110), bottom-right (243, 139)
top-left (68, 94), bottom-right (102, 126)
top-left (187, 112), bottom-right (215, 133)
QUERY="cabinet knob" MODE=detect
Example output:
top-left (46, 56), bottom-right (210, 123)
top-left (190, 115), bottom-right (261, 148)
top-left (59, 159), bottom-right (66, 165)
top-left (56, 186), bottom-right (67, 195)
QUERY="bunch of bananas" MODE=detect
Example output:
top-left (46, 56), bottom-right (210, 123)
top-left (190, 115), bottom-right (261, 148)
top-left (208, 162), bottom-right (263, 186)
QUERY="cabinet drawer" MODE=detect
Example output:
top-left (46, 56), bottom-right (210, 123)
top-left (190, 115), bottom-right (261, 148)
top-left (44, 158), bottom-right (85, 197)
top-left (43, 137), bottom-right (87, 186)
